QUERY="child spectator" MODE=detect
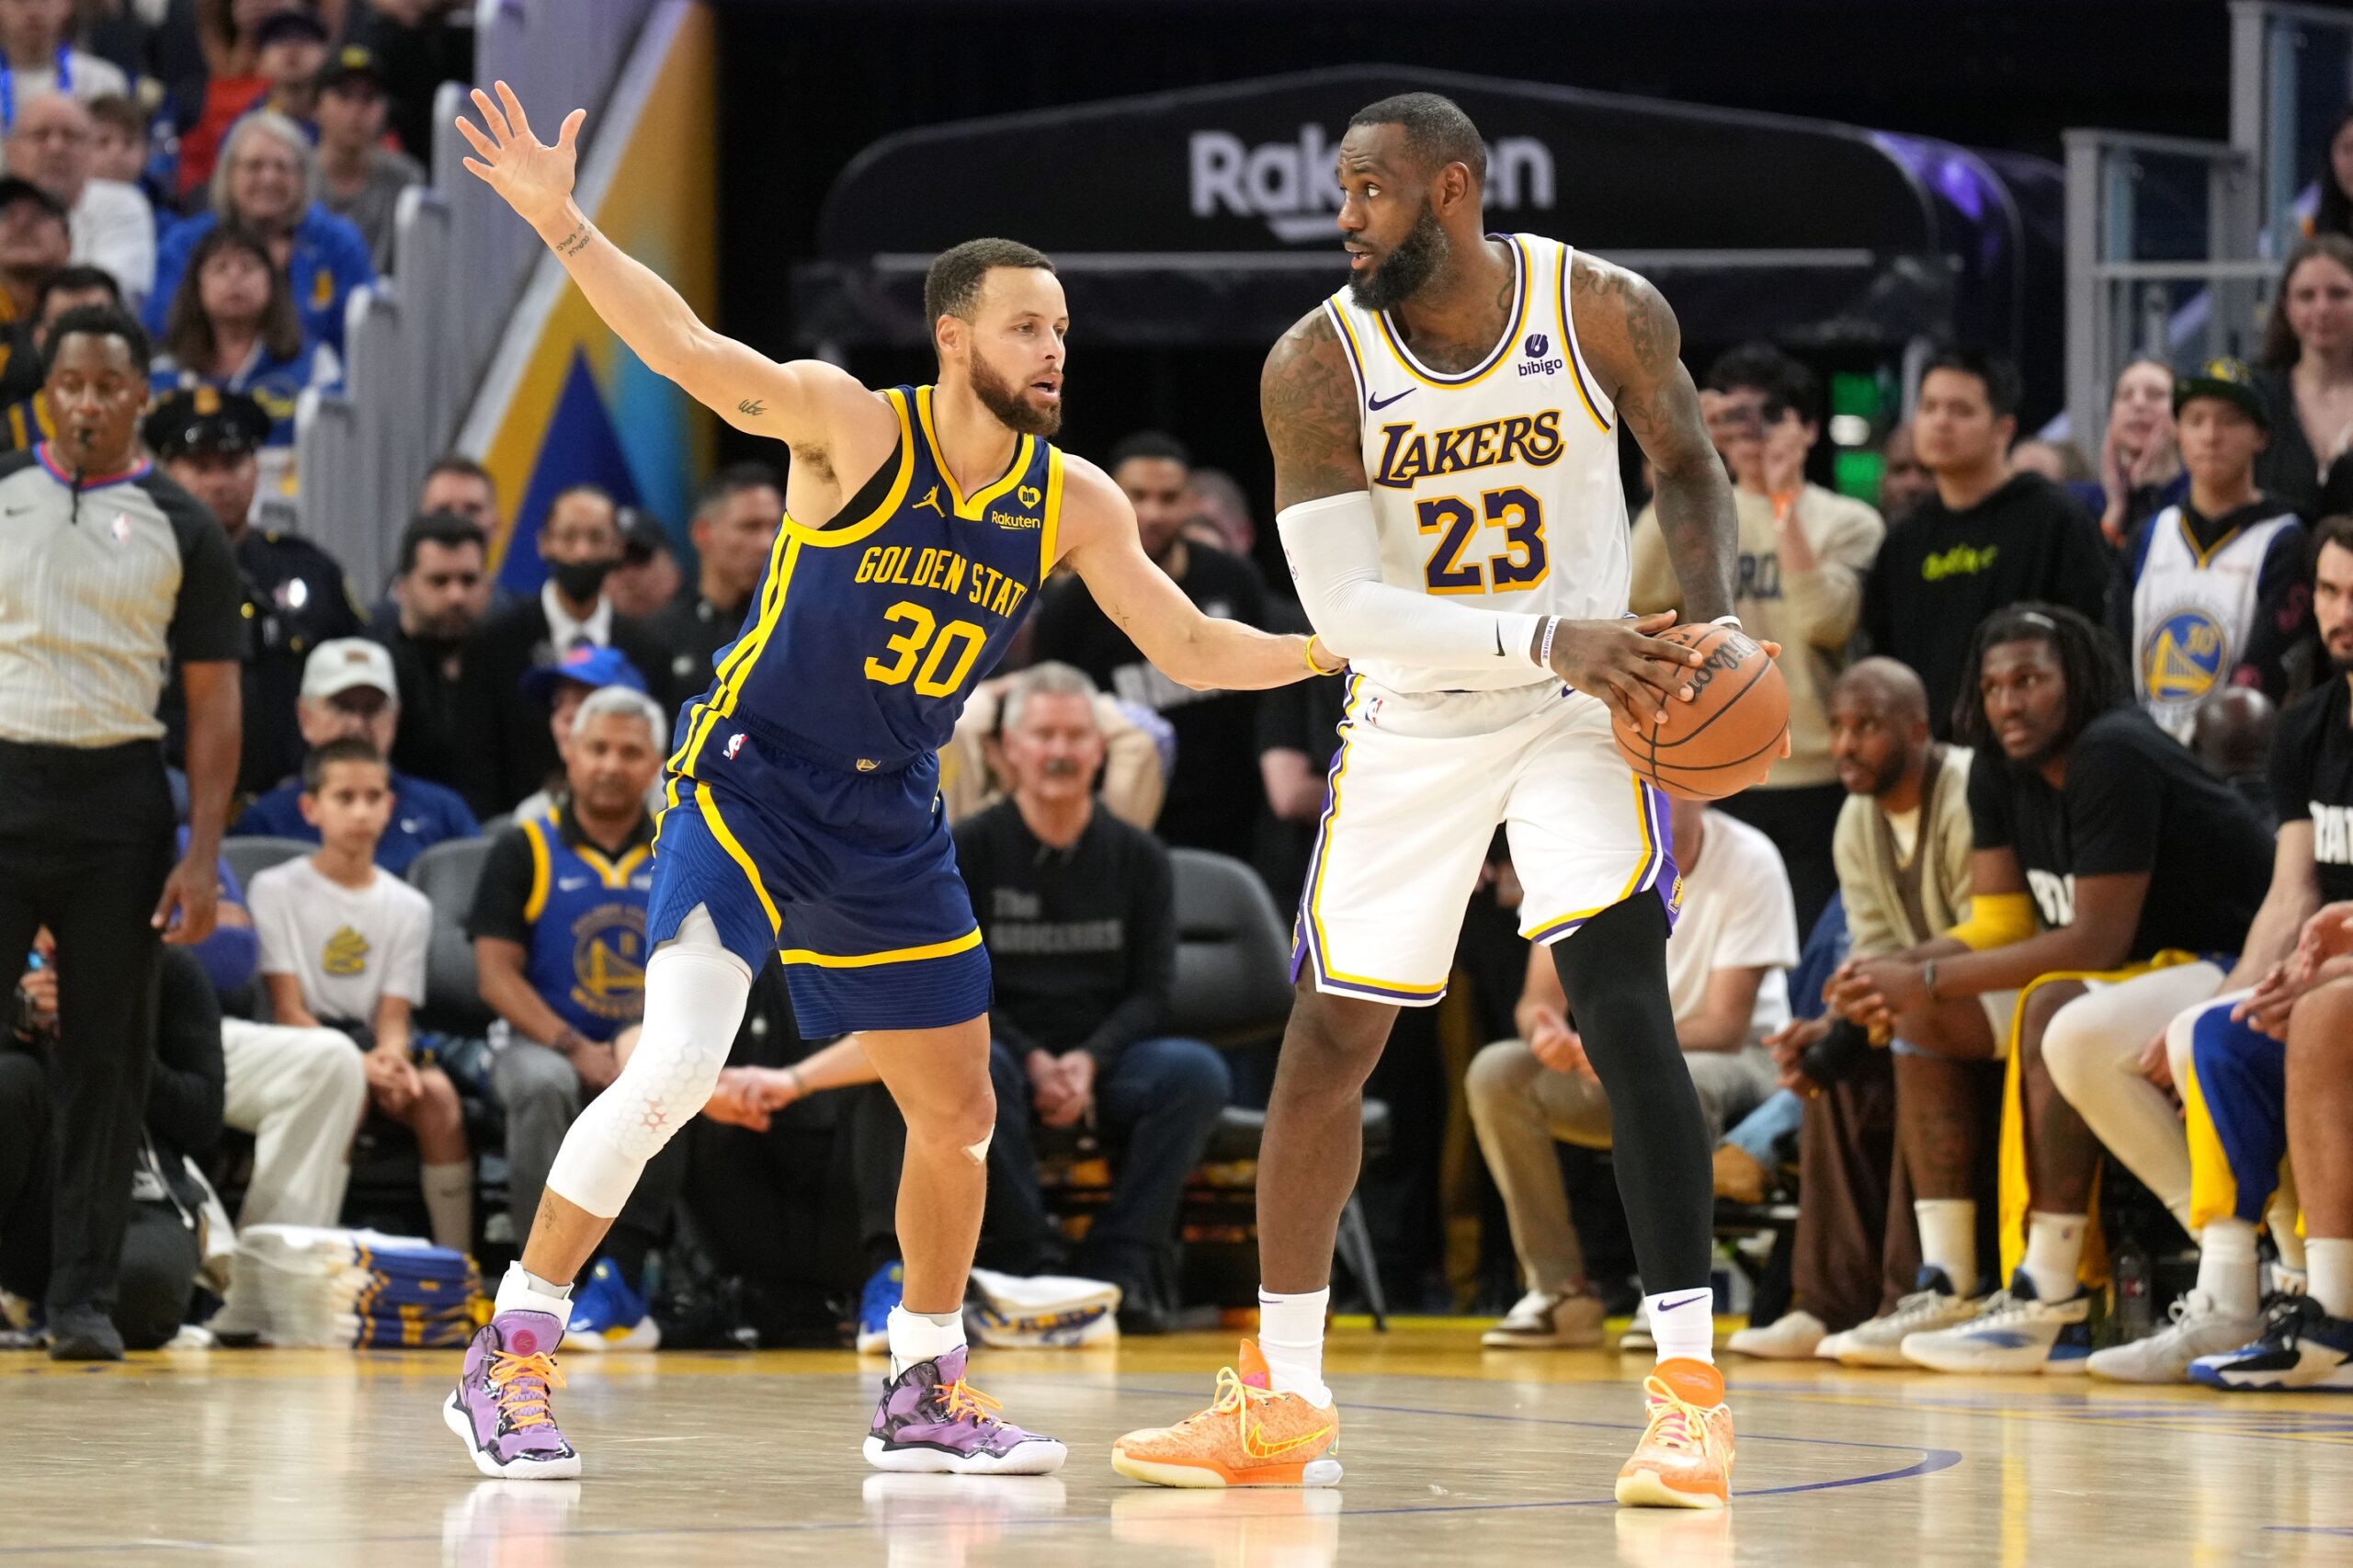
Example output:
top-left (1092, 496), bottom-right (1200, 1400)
top-left (150, 222), bottom-right (338, 451)
top-left (313, 46), bottom-right (420, 271)
top-left (246, 735), bottom-right (472, 1255)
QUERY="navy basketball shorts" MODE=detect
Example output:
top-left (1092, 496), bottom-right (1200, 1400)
top-left (646, 726), bottom-right (989, 1036)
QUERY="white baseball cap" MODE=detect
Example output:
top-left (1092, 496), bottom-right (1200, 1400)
top-left (301, 638), bottom-right (399, 703)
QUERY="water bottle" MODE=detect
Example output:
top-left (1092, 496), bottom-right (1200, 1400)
top-left (2112, 1239), bottom-right (2153, 1342)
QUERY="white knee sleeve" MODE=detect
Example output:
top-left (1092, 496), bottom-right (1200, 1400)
top-left (545, 906), bottom-right (753, 1217)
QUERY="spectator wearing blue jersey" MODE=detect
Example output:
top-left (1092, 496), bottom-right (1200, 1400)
top-left (147, 111), bottom-right (373, 356)
top-left (235, 639), bottom-right (479, 875)
top-left (149, 223), bottom-right (339, 462)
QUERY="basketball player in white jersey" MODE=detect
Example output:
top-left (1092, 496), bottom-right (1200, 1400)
top-left (1112, 93), bottom-right (1765, 1510)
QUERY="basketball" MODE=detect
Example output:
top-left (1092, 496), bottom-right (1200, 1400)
top-left (1610, 622), bottom-right (1789, 801)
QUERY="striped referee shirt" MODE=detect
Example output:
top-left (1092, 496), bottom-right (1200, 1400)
top-left (0, 443), bottom-right (244, 747)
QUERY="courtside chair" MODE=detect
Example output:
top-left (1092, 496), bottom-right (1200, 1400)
top-left (1168, 848), bottom-right (1392, 1330)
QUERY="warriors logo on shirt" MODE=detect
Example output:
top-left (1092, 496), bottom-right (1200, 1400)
top-left (2143, 609), bottom-right (2227, 704)
top-left (569, 906), bottom-right (647, 1020)
top-left (323, 926), bottom-right (369, 977)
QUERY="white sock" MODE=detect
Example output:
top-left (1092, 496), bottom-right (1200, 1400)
top-left (2309, 1238), bottom-right (2353, 1319)
top-left (887, 1303), bottom-right (966, 1378)
top-left (1915, 1199), bottom-right (1978, 1295)
top-left (2275, 1225), bottom-right (2308, 1275)
top-left (1643, 1287), bottom-right (1717, 1366)
top-left (1256, 1288), bottom-right (1333, 1407)
top-left (420, 1161), bottom-right (472, 1256)
top-left (494, 1260), bottom-right (574, 1328)
top-left (2194, 1218), bottom-right (2260, 1318)
top-left (2021, 1212), bottom-right (2087, 1303)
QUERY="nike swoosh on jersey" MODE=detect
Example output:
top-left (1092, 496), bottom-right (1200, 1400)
top-left (1367, 388), bottom-right (1415, 411)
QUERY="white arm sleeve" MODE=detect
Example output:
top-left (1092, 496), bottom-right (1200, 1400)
top-left (1277, 492), bottom-right (1547, 674)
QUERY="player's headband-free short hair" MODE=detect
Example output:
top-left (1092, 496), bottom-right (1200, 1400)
top-left (924, 238), bottom-right (1057, 334)
top-left (1347, 91), bottom-right (1487, 183)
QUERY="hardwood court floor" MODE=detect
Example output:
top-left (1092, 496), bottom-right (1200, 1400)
top-left (5, 1321), bottom-right (2351, 1566)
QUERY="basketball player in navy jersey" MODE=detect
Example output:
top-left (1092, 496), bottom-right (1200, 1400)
top-left (1113, 93), bottom-right (1759, 1508)
top-left (444, 83), bottom-right (1322, 1481)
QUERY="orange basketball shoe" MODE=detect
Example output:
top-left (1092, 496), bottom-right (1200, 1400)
top-left (1614, 1358), bottom-right (1734, 1509)
top-left (1110, 1342), bottom-right (1343, 1488)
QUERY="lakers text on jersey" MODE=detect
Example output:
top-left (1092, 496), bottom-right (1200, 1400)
top-left (645, 385), bottom-right (1063, 1036)
top-left (1295, 236), bottom-right (1677, 1002)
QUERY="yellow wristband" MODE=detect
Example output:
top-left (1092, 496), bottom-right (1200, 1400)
top-left (1304, 634), bottom-right (1339, 675)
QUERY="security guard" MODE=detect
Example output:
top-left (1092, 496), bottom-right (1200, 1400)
top-left (143, 387), bottom-right (364, 793)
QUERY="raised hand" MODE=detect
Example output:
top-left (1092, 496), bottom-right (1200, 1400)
top-left (454, 80), bottom-right (586, 231)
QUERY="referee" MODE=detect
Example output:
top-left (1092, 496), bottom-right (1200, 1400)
top-left (0, 303), bottom-right (242, 1359)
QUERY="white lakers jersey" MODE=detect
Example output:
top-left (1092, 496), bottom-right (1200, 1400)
top-left (2129, 502), bottom-right (2301, 742)
top-left (1326, 233), bottom-right (1625, 696)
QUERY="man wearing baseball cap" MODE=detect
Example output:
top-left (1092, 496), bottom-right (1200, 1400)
top-left (148, 386), bottom-right (365, 791)
top-left (233, 639), bottom-right (480, 875)
top-left (0, 175), bottom-right (68, 324)
top-left (315, 46), bottom-right (423, 272)
top-left (2115, 357), bottom-right (2311, 743)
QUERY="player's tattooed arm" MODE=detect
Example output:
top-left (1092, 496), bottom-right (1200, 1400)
top-left (1572, 254), bottom-right (1737, 623)
top-left (1262, 310), bottom-right (1372, 509)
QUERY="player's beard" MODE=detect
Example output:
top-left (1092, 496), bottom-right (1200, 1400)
top-left (1348, 200), bottom-right (1450, 312)
top-left (969, 347), bottom-right (1063, 437)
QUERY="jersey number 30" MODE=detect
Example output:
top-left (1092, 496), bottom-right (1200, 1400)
top-left (865, 601), bottom-right (989, 697)
top-left (1418, 487), bottom-right (1549, 596)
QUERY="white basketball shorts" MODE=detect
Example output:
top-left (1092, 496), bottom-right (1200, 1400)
top-left (1290, 676), bottom-right (1678, 1006)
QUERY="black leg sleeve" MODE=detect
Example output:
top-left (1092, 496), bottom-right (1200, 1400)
top-left (1548, 893), bottom-right (1711, 1294)
top-left (0, 1049), bottom-right (53, 1300)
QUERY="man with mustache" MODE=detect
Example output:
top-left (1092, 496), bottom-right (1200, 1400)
top-left (446, 82), bottom-right (1317, 1481)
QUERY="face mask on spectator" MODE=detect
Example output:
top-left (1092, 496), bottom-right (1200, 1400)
top-left (548, 557), bottom-right (614, 602)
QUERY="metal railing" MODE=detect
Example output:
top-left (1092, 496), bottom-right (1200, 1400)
top-left (293, 0), bottom-right (659, 597)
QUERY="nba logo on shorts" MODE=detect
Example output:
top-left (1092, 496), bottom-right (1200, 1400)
top-left (725, 732), bottom-right (746, 761)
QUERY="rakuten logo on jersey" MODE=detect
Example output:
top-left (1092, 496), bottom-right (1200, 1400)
top-left (1189, 125), bottom-right (1556, 242)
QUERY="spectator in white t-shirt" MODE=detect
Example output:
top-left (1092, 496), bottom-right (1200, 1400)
top-left (245, 736), bottom-right (471, 1254)
top-left (0, 0), bottom-right (129, 127)
top-left (1464, 797), bottom-right (1801, 1349)
top-left (5, 92), bottom-right (152, 305)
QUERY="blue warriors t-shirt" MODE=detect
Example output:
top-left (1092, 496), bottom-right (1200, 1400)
top-left (667, 384), bottom-right (1064, 778)
top-left (507, 809), bottom-right (655, 1042)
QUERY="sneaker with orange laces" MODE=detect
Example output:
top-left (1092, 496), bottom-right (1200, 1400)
top-left (1614, 1358), bottom-right (1734, 1509)
top-left (444, 1309), bottom-right (582, 1479)
top-left (865, 1346), bottom-right (1067, 1474)
top-left (1110, 1342), bottom-right (1342, 1488)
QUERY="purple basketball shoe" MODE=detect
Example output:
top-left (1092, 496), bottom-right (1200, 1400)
top-left (864, 1345), bottom-right (1066, 1475)
top-left (442, 1310), bottom-right (583, 1480)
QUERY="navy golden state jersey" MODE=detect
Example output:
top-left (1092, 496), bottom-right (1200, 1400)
top-left (668, 384), bottom-right (1063, 778)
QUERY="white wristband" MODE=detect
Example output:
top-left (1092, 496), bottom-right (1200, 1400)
top-left (1537, 616), bottom-right (1560, 670)
top-left (1711, 615), bottom-right (1744, 629)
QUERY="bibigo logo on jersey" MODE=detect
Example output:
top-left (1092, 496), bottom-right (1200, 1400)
top-left (1189, 125), bottom-right (1555, 242)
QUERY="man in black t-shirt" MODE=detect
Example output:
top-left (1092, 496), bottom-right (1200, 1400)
top-left (1831, 604), bottom-right (2270, 1376)
top-left (1861, 352), bottom-right (2111, 736)
top-left (1032, 431), bottom-right (1270, 861)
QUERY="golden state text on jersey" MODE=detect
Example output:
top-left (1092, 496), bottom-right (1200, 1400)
top-left (667, 384), bottom-right (1063, 777)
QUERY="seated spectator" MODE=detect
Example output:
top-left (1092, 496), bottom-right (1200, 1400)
top-left (949, 663), bottom-right (1230, 1330)
top-left (2254, 236), bottom-right (2353, 517)
top-left (245, 10), bottom-right (327, 132)
top-left (379, 452), bottom-right (507, 638)
top-left (1877, 421), bottom-right (1935, 528)
top-left (83, 93), bottom-right (153, 199)
top-left (247, 736), bottom-right (471, 1254)
top-left (642, 463), bottom-right (779, 714)
top-left (313, 46), bottom-right (418, 271)
top-left (6, 93), bottom-right (153, 305)
top-left (1862, 352), bottom-right (2111, 737)
top-left (373, 509), bottom-right (491, 794)
top-left (350, 0), bottom-right (466, 161)
top-left (466, 684), bottom-right (677, 1324)
top-left (234, 639), bottom-right (479, 873)
top-left (1833, 605), bottom-right (2272, 1376)
top-left (172, 0), bottom-right (278, 207)
top-left (151, 110), bottom-right (374, 355)
top-left (148, 388), bottom-right (362, 791)
top-left (0, 939), bottom-right (222, 1355)
top-left (2193, 686), bottom-right (2281, 825)
top-left (1730, 660), bottom-right (1981, 1362)
top-left (2118, 358), bottom-right (2308, 743)
top-left (507, 644), bottom-right (664, 823)
top-left (0, 173), bottom-right (68, 324)
top-left (941, 670), bottom-right (1166, 831)
top-left (2096, 357), bottom-right (2185, 548)
top-left (1033, 430), bottom-right (1270, 863)
top-left (1632, 344), bottom-right (1885, 931)
top-left (0, 0), bottom-right (130, 129)
top-left (149, 222), bottom-right (340, 472)
top-left (607, 505), bottom-right (681, 621)
top-left (2095, 528), bottom-right (2353, 1384)
top-left (1466, 794), bottom-right (1796, 1349)
top-left (1186, 466), bottom-right (1256, 558)
top-left (0, 261), bottom-right (117, 447)
top-left (468, 483), bottom-right (667, 812)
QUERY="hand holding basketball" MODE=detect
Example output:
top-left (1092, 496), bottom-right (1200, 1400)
top-left (1546, 609), bottom-right (1704, 727)
top-left (1609, 620), bottom-right (1790, 800)
top-left (455, 80), bottom-right (586, 229)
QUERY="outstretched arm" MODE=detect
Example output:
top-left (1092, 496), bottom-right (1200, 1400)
top-left (456, 82), bottom-right (858, 443)
top-left (1572, 255), bottom-right (1737, 621)
top-left (1058, 458), bottom-right (1319, 692)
